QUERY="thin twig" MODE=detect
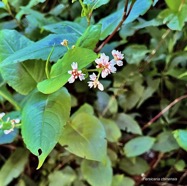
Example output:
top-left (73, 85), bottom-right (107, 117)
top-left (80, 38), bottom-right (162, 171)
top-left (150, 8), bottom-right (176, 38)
top-left (95, 0), bottom-right (135, 53)
top-left (136, 153), bottom-right (164, 186)
top-left (143, 94), bottom-right (187, 130)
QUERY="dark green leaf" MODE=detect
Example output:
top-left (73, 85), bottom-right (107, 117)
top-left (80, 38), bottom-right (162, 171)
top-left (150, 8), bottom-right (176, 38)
top-left (119, 157), bottom-right (150, 175)
top-left (0, 148), bottom-right (29, 186)
top-left (123, 44), bottom-right (149, 64)
top-left (124, 136), bottom-right (155, 157)
top-left (115, 113), bottom-right (142, 135)
top-left (81, 157), bottom-right (112, 186)
top-left (153, 131), bottom-right (179, 152)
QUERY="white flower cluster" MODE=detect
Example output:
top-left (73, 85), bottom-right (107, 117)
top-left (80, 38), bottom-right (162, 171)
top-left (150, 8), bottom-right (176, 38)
top-left (68, 50), bottom-right (124, 91)
top-left (0, 112), bottom-right (20, 135)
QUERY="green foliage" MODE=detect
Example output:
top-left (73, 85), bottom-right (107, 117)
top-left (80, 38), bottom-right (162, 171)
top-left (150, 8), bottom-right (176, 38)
top-left (173, 130), bottom-right (187, 151)
top-left (48, 167), bottom-right (76, 186)
top-left (81, 157), bottom-right (112, 186)
top-left (59, 113), bottom-right (107, 162)
top-left (0, 148), bottom-right (29, 186)
top-left (1, 0), bottom-right (187, 185)
top-left (37, 47), bottom-right (97, 94)
top-left (115, 113), bottom-right (142, 135)
top-left (119, 157), bottom-right (150, 175)
top-left (75, 24), bottom-right (101, 50)
top-left (112, 175), bottom-right (135, 186)
top-left (22, 88), bottom-right (71, 168)
top-left (124, 136), bottom-right (155, 157)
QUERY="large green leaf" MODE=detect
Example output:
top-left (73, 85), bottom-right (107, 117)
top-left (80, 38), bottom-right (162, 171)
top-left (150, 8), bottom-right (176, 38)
top-left (125, 0), bottom-right (153, 24)
top-left (0, 84), bottom-right (20, 110)
top-left (124, 136), bottom-right (155, 157)
top-left (37, 47), bottom-right (97, 94)
top-left (75, 24), bottom-right (101, 50)
top-left (173, 129), bottom-right (187, 151)
top-left (81, 157), bottom-right (112, 186)
top-left (0, 33), bottom-right (78, 67)
top-left (0, 29), bottom-right (33, 62)
top-left (21, 88), bottom-right (71, 168)
top-left (0, 29), bottom-right (48, 95)
top-left (59, 113), bottom-right (107, 162)
top-left (0, 148), bottom-right (29, 186)
top-left (1, 60), bottom-right (47, 95)
top-left (99, 8), bottom-right (123, 40)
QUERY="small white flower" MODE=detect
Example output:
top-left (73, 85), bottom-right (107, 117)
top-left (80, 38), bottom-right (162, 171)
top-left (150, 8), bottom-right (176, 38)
top-left (88, 73), bottom-right (104, 91)
top-left (0, 112), bottom-right (5, 119)
top-left (111, 50), bottom-right (124, 66)
top-left (11, 118), bottom-right (20, 124)
top-left (68, 62), bottom-right (85, 83)
top-left (95, 53), bottom-right (116, 78)
top-left (4, 128), bottom-right (14, 135)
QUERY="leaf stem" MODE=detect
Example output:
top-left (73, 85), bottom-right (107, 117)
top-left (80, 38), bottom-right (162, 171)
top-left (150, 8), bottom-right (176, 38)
top-left (95, 0), bottom-right (135, 53)
top-left (0, 86), bottom-right (21, 111)
top-left (45, 45), bottom-right (55, 79)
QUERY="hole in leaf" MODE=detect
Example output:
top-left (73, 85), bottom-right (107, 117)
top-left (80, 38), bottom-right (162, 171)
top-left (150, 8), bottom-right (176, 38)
top-left (38, 149), bottom-right (42, 156)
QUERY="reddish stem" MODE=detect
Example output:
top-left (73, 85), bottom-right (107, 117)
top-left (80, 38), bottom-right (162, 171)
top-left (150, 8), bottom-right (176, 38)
top-left (143, 94), bottom-right (187, 130)
top-left (95, 0), bottom-right (135, 53)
